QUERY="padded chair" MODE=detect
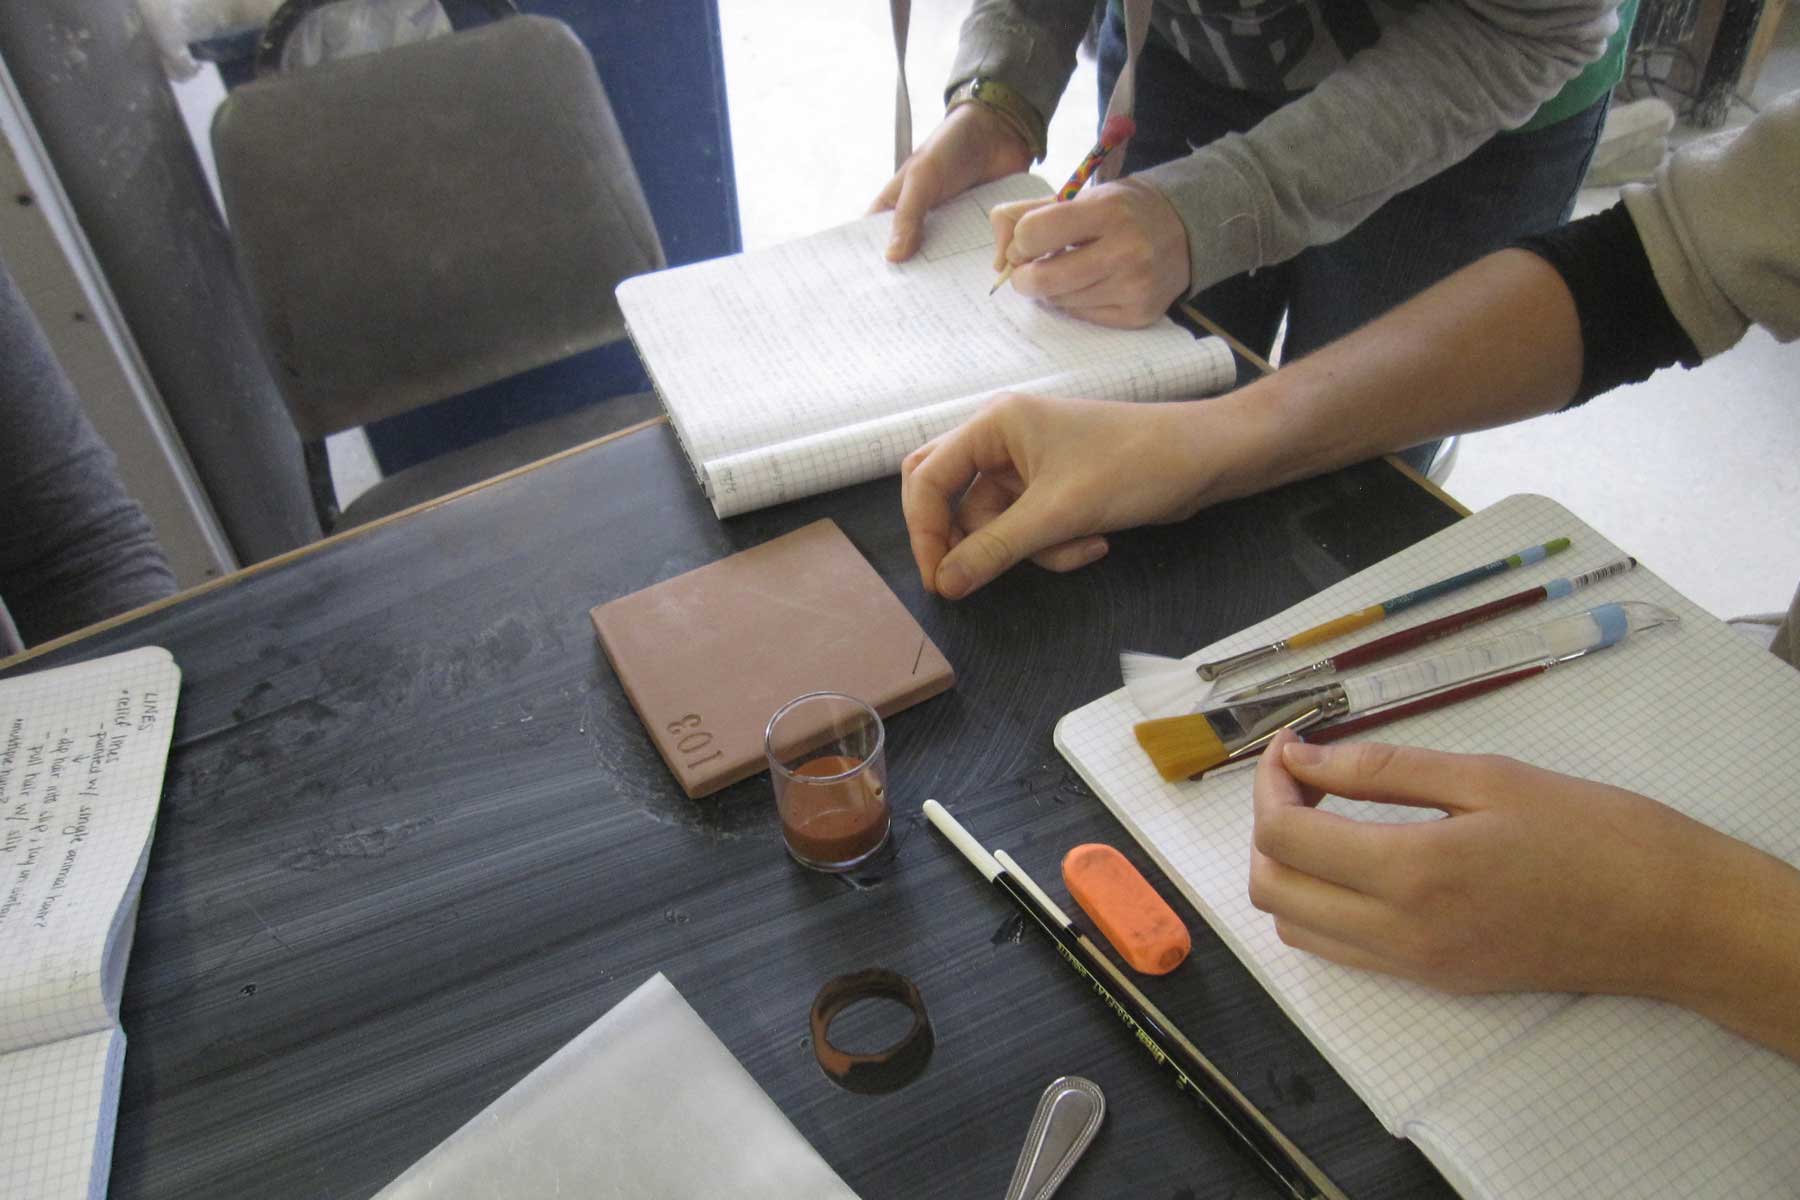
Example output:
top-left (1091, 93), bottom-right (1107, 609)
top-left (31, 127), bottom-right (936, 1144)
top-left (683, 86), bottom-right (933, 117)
top-left (211, 8), bottom-right (665, 530)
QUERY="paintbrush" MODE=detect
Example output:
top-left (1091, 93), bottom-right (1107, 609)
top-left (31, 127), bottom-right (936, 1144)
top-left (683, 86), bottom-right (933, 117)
top-left (1121, 537), bottom-right (1573, 719)
top-left (991, 114), bottom-right (1136, 295)
top-left (1215, 556), bottom-right (1637, 703)
top-left (1133, 601), bottom-right (1678, 781)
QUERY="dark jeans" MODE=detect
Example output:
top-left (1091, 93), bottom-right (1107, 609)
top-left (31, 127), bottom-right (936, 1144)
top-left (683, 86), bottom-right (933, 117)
top-left (1098, 12), bottom-right (1608, 471)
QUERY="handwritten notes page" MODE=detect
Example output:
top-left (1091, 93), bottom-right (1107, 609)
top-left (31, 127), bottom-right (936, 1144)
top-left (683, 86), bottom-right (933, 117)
top-left (617, 175), bottom-right (1236, 517)
top-left (0, 647), bottom-right (181, 1200)
top-left (1053, 495), bottom-right (1800, 1197)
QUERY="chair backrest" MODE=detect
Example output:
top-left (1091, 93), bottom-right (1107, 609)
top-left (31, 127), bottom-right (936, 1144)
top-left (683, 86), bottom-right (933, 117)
top-left (211, 13), bottom-right (664, 440)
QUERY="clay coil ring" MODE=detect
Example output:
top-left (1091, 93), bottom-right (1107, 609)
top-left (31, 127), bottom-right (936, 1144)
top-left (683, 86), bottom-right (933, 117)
top-left (809, 968), bottom-right (934, 1094)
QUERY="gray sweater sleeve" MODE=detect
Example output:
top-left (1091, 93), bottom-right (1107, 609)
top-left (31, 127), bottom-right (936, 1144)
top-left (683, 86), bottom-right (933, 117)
top-left (952, 0), bottom-right (1620, 295)
top-left (1622, 89), bottom-right (1800, 358)
top-left (948, 0), bottom-right (1091, 130)
top-left (1, 258), bottom-right (177, 651)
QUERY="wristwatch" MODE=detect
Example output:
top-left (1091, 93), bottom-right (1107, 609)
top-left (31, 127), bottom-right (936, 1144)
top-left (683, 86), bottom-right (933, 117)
top-left (946, 76), bottom-right (1048, 162)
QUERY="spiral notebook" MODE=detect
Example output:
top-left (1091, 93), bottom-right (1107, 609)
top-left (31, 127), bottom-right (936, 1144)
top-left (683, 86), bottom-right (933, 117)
top-left (1054, 494), bottom-right (1800, 1198)
top-left (0, 647), bottom-right (182, 1200)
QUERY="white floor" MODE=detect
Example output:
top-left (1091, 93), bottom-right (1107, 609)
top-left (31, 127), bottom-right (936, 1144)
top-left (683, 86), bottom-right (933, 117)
top-left (717, 0), bottom-right (1798, 621)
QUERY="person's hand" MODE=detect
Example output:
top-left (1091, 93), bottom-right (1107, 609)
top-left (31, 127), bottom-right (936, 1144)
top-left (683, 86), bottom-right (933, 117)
top-left (1247, 731), bottom-right (1745, 1000)
top-left (872, 103), bottom-right (1034, 263)
top-left (989, 178), bottom-right (1190, 328)
top-left (900, 392), bottom-right (1226, 598)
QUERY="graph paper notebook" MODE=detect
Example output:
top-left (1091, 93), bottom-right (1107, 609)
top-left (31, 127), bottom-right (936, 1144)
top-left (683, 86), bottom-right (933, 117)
top-left (616, 175), bottom-right (1235, 518)
top-left (1055, 494), bottom-right (1800, 1199)
top-left (0, 647), bottom-right (181, 1200)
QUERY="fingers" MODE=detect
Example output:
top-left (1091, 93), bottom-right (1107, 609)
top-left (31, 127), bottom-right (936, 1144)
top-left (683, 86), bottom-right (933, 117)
top-left (885, 161), bottom-right (942, 263)
top-left (1268, 919), bottom-right (1396, 977)
top-left (901, 403), bottom-right (1076, 598)
top-left (1254, 730), bottom-right (1325, 814)
top-left (902, 393), bottom-right (1156, 597)
top-left (932, 503), bottom-right (1052, 599)
top-left (1007, 230), bottom-right (1166, 328)
top-left (1004, 196), bottom-right (1104, 265)
top-left (1279, 740), bottom-right (1491, 816)
top-left (999, 181), bottom-right (1190, 326)
top-left (942, 460), bottom-right (1107, 576)
top-left (900, 409), bottom-right (1033, 596)
top-left (1030, 536), bottom-right (1109, 573)
top-left (868, 170), bottom-right (903, 216)
top-left (1249, 732), bottom-right (1424, 959)
top-left (989, 197), bottom-right (1053, 271)
top-left (1252, 732), bottom-right (1396, 893)
top-left (899, 432), bottom-right (969, 592)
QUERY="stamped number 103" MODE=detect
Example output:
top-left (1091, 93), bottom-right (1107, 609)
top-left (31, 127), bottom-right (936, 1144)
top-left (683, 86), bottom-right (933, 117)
top-left (666, 713), bottom-right (722, 769)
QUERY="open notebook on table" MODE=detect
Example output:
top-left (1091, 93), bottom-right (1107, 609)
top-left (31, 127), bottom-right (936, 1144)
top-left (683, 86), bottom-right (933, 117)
top-left (1055, 494), bottom-right (1800, 1198)
top-left (0, 647), bottom-right (182, 1200)
top-left (616, 175), bottom-right (1235, 518)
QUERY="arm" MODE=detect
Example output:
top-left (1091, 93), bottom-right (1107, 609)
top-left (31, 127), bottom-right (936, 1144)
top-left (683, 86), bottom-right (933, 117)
top-left (1249, 731), bottom-right (1800, 1062)
top-left (1145, 0), bottom-right (1621, 297)
top-left (901, 90), bottom-right (1800, 598)
top-left (0, 261), bottom-right (176, 649)
top-left (902, 244), bottom-right (1586, 595)
top-left (943, 0), bottom-right (1090, 140)
top-left (984, 0), bottom-right (1621, 323)
top-left (1624, 88), bottom-right (1800, 356)
top-left (872, 0), bottom-right (1088, 260)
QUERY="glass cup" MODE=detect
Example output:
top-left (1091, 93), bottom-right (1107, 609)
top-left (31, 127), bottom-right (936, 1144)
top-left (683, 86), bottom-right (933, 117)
top-left (764, 692), bottom-right (890, 872)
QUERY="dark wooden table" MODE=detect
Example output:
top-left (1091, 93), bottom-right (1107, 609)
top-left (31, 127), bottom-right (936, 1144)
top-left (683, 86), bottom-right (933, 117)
top-left (10, 420), bottom-right (1465, 1199)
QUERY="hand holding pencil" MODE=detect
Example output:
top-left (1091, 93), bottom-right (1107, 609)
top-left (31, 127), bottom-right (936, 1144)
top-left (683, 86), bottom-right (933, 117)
top-left (988, 119), bottom-right (1194, 328)
top-left (990, 114), bottom-right (1135, 294)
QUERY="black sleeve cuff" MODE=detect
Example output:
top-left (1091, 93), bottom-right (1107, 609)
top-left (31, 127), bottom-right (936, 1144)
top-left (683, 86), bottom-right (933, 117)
top-left (1513, 203), bottom-right (1701, 408)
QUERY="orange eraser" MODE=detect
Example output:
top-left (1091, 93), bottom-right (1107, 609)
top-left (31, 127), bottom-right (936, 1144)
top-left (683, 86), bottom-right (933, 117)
top-left (1061, 843), bottom-right (1190, 975)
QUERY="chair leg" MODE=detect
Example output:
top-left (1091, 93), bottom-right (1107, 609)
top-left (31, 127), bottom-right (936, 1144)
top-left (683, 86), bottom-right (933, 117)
top-left (303, 439), bottom-right (340, 533)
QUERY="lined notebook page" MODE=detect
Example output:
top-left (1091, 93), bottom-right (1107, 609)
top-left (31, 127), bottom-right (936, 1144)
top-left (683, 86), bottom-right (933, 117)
top-left (1, 646), bottom-right (180, 1054)
top-left (617, 176), bottom-right (1234, 517)
top-left (1054, 495), bottom-right (1800, 1186)
top-left (0, 1030), bottom-right (124, 1200)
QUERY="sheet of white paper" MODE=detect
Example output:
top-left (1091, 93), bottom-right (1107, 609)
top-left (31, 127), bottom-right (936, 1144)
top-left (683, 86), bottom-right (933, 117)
top-left (374, 973), bottom-right (861, 1200)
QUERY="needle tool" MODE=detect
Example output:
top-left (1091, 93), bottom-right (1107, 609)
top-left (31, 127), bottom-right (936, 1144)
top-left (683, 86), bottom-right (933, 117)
top-left (1218, 556), bottom-right (1637, 702)
top-left (1122, 536), bottom-right (1574, 718)
top-left (1134, 600), bottom-right (1678, 781)
top-left (990, 114), bottom-right (1136, 295)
